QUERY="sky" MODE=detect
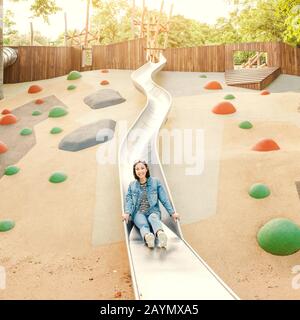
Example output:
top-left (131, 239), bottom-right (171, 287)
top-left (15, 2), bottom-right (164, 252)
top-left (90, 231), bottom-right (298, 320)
top-left (4, 0), bottom-right (234, 40)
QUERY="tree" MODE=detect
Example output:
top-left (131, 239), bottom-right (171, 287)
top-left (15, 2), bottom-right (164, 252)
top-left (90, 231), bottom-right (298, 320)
top-left (22, 0), bottom-right (61, 23)
top-left (232, 0), bottom-right (285, 42)
top-left (3, 9), bottom-right (17, 45)
top-left (210, 13), bottom-right (242, 44)
top-left (90, 0), bottom-right (132, 45)
top-left (0, 0), bottom-right (60, 99)
top-left (278, 0), bottom-right (300, 46)
top-left (166, 15), bottom-right (213, 48)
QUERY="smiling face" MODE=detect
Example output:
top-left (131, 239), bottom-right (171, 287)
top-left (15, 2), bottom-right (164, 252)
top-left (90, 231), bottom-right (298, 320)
top-left (134, 162), bottom-right (148, 180)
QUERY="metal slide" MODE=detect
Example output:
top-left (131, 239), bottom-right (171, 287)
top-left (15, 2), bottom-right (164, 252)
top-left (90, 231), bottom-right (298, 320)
top-left (3, 47), bottom-right (18, 69)
top-left (118, 54), bottom-right (239, 300)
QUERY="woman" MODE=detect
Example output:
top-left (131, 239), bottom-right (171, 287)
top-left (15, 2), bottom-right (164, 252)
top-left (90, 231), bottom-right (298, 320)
top-left (122, 160), bottom-right (180, 249)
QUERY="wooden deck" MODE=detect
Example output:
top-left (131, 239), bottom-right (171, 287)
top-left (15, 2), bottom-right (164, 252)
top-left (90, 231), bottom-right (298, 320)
top-left (225, 67), bottom-right (281, 90)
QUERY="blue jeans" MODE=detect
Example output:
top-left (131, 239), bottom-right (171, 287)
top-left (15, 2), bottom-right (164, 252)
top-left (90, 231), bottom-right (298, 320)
top-left (133, 211), bottom-right (163, 241)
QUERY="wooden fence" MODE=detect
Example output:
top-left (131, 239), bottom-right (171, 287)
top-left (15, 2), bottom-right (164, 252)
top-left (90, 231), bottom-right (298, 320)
top-left (92, 40), bottom-right (299, 75)
top-left (280, 42), bottom-right (300, 76)
top-left (92, 38), bottom-right (147, 71)
top-left (163, 45), bottom-right (225, 72)
top-left (92, 40), bottom-right (226, 72)
top-left (224, 42), bottom-right (282, 70)
top-left (3, 40), bottom-right (300, 83)
top-left (4, 46), bottom-right (82, 84)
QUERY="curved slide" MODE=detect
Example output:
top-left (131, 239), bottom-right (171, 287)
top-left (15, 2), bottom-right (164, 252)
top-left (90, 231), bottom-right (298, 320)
top-left (3, 47), bottom-right (18, 69)
top-left (118, 54), bottom-right (239, 300)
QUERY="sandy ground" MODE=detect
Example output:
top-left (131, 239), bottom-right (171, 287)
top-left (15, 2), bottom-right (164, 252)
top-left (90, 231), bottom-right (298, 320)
top-left (1, 69), bottom-right (300, 299)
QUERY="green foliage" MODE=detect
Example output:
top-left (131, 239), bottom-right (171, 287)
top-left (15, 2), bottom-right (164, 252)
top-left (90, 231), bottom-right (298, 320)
top-left (3, 9), bottom-right (18, 45)
top-left (233, 51), bottom-right (267, 65)
top-left (30, 0), bottom-right (61, 23)
top-left (229, 0), bottom-right (298, 45)
top-left (210, 13), bottom-right (242, 44)
top-left (6, 31), bottom-right (51, 46)
top-left (167, 15), bottom-right (213, 47)
top-left (2, 0), bottom-right (300, 48)
top-left (3, 0), bottom-right (59, 45)
top-left (233, 0), bottom-right (285, 42)
top-left (90, 0), bottom-right (132, 45)
top-left (279, 0), bottom-right (300, 46)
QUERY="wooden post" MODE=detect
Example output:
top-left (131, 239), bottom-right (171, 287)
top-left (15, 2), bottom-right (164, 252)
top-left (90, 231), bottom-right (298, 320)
top-left (164, 2), bottom-right (173, 49)
top-left (153, 0), bottom-right (164, 60)
top-left (131, 0), bottom-right (136, 39)
top-left (30, 21), bottom-right (34, 46)
top-left (64, 12), bottom-right (68, 47)
top-left (146, 10), bottom-right (150, 61)
top-left (257, 51), bottom-right (260, 67)
top-left (84, 0), bottom-right (91, 48)
top-left (70, 31), bottom-right (74, 47)
top-left (140, 0), bottom-right (146, 38)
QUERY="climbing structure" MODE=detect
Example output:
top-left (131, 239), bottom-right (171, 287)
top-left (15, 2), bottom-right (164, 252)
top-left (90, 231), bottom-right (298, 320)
top-left (133, 0), bottom-right (173, 63)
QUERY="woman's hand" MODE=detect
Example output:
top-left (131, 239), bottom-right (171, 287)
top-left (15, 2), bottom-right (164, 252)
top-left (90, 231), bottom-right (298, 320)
top-left (122, 213), bottom-right (130, 224)
top-left (171, 212), bottom-right (180, 222)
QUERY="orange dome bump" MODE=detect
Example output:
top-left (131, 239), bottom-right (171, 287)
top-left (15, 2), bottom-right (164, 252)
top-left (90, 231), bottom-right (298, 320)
top-left (28, 85), bottom-right (43, 94)
top-left (0, 114), bottom-right (17, 125)
top-left (100, 80), bottom-right (110, 85)
top-left (212, 101), bottom-right (236, 115)
top-left (1, 109), bottom-right (11, 115)
top-left (204, 81), bottom-right (223, 90)
top-left (35, 99), bottom-right (44, 105)
top-left (0, 141), bottom-right (8, 154)
top-left (261, 90), bottom-right (270, 96)
top-left (252, 139), bottom-right (280, 152)
top-left (101, 69), bottom-right (109, 73)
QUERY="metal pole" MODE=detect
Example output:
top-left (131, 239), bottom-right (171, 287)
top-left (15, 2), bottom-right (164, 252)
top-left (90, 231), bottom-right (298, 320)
top-left (30, 21), bottom-right (34, 46)
top-left (64, 12), bottom-right (68, 47)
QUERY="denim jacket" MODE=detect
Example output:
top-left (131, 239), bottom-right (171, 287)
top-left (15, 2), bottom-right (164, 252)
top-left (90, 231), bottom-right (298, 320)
top-left (125, 177), bottom-right (175, 218)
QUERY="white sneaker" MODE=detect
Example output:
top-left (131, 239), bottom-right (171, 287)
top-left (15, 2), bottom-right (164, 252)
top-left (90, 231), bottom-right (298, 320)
top-left (157, 231), bottom-right (167, 248)
top-left (144, 233), bottom-right (155, 248)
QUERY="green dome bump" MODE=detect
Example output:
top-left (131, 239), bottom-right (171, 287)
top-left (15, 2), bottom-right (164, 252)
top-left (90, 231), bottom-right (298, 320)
top-left (49, 172), bottom-right (68, 183)
top-left (20, 128), bottom-right (33, 136)
top-left (224, 94), bottom-right (236, 100)
top-left (239, 121), bottom-right (253, 129)
top-left (67, 71), bottom-right (82, 80)
top-left (48, 107), bottom-right (68, 118)
top-left (4, 166), bottom-right (20, 176)
top-left (50, 127), bottom-right (63, 134)
top-left (0, 220), bottom-right (15, 232)
top-left (257, 218), bottom-right (300, 256)
top-left (67, 85), bottom-right (77, 90)
top-left (32, 110), bottom-right (42, 116)
top-left (199, 74), bottom-right (207, 78)
top-left (249, 183), bottom-right (271, 199)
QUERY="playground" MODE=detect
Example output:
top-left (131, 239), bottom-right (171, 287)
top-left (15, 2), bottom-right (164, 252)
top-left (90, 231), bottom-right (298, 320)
top-left (1, 0), bottom-right (300, 300)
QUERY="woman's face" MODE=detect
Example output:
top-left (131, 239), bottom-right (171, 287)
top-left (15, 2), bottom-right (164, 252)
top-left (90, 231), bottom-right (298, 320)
top-left (135, 162), bottom-right (147, 180)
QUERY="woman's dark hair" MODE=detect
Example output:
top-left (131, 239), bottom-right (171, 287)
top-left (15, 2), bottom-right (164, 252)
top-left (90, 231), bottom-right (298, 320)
top-left (133, 160), bottom-right (150, 180)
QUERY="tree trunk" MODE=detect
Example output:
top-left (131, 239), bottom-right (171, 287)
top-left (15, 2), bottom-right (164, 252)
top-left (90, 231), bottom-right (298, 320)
top-left (0, 0), bottom-right (3, 100)
top-left (30, 22), bottom-right (34, 46)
